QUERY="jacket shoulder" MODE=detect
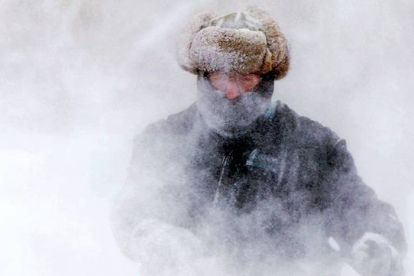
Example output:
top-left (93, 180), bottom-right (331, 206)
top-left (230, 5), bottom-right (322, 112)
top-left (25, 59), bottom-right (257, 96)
top-left (145, 104), bottom-right (198, 137)
top-left (275, 102), bottom-right (342, 148)
top-left (130, 104), bottom-right (198, 156)
top-left (129, 104), bottom-right (198, 168)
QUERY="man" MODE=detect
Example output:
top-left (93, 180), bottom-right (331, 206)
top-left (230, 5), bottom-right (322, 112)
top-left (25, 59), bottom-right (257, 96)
top-left (112, 7), bottom-right (406, 276)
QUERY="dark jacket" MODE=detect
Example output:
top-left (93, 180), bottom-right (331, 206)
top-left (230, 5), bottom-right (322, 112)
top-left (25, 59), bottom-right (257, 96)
top-left (113, 101), bottom-right (406, 272)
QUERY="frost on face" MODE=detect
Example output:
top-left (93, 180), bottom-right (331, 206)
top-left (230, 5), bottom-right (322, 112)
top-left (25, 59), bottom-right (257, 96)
top-left (196, 75), bottom-right (270, 138)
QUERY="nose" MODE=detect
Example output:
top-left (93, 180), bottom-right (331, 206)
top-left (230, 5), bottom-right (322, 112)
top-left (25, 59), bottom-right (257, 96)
top-left (224, 80), bottom-right (242, 100)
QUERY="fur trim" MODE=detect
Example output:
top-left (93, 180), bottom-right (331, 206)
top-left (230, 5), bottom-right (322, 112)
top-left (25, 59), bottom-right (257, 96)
top-left (177, 12), bottom-right (217, 74)
top-left (246, 6), bottom-right (289, 80)
top-left (177, 7), bottom-right (289, 80)
top-left (189, 27), bottom-right (269, 74)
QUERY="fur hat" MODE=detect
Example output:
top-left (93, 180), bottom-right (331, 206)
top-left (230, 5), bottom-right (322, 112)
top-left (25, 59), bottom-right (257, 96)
top-left (177, 6), bottom-right (289, 80)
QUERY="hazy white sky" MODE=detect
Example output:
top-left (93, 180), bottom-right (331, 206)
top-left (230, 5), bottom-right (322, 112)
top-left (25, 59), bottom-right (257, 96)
top-left (0, 0), bottom-right (413, 275)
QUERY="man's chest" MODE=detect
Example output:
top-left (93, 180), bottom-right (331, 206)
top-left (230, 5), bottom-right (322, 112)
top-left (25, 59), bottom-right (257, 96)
top-left (186, 141), bottom-right (324, 213)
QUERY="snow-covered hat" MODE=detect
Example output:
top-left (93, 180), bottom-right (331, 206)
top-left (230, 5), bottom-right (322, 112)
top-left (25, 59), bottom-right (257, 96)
top-left (177, 6), bottom-right (289, 80)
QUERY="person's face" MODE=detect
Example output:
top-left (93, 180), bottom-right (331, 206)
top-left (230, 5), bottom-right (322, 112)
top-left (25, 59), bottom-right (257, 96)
top-left (197, 70), bottom-right (270, 137)
top-left (207, 72), bottom-right (262, 99)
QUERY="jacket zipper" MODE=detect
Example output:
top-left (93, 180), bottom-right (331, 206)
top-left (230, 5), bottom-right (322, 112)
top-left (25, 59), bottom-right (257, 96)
top-left (212, 150), bottom-right (233, 205)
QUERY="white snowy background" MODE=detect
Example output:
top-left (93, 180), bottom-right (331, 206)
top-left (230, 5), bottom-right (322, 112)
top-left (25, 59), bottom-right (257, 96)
top-left (0, 0), bottom-right (413, 275)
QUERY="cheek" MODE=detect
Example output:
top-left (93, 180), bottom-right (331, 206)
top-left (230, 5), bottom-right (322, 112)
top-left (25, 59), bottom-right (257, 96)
top-left (240, 79), bottom-right (261, 92)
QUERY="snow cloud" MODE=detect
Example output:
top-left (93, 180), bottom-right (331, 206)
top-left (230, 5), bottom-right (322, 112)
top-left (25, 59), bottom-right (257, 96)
top-left (0, 0), bottom-right (413, 275)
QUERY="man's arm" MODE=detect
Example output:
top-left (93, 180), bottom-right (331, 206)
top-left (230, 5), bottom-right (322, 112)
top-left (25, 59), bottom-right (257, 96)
top-left (323, 138), bottom-right (406, 275)
top-left (110, 128), bottom-right (202, 267)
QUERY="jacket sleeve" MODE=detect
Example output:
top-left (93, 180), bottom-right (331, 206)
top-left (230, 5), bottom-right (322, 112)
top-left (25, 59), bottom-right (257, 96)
top-left (322, 138), bottom-right (407, 257)
top-left (110, 128), bottom-right (164, 259)
top-left (110, 125), bottom-right (195, 261)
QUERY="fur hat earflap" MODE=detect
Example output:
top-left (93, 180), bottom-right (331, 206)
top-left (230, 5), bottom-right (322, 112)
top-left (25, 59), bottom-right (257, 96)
top-left (177, 6), bottom-right (289, 80)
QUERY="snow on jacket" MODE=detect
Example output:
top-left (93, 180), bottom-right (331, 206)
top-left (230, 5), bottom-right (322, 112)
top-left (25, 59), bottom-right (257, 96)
top-left (112, 101), bottom-right (406, 274)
